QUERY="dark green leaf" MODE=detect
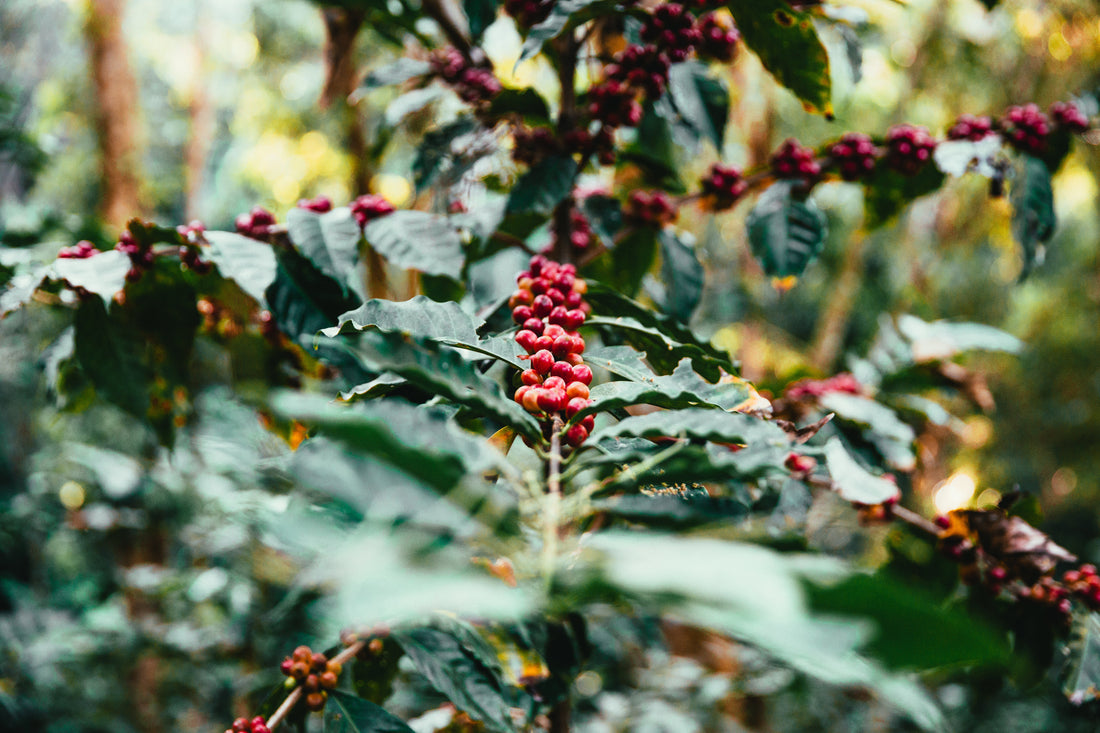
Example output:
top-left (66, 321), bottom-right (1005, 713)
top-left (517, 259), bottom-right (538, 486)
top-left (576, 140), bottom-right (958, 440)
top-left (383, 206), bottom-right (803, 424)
top-left (619, 100), bottom-right (686, 193)
top-left (657, 229), bottom-right (704, 321)
top-left (50, 250), bottom-right (130, 301)
top-left (265, 245), bottom-right (360, 342)
top-left (746, 182), bottom-right (827, 281)
top-left (579, 194), bottom-right (622, 246)
top-left (667, 62), bottom-right (728, 149)
top-left (205, 231), bottom-right (278, 305)
top-left (360, 58), bottom-right (433, 89)
top-left (585, 314), bottom-right (732, 380)
top-left (583, 344), bottom-right (655, 382)
top-left (823, 437), bottom-right (900, 505)
top-left (364, 211), bottom-right (465, 278)
top-left (413, 117), bottom-right (482, 192)
top-left (464, 0), bottom-right (498, 41)
top-left (393, 626), bottom-right (517, 732)
top-left (353, 637), bottom-right (404, 704)
top-left (727, 0), bottom-right (832, 115)
top-left (1011, 154), bottom-right (1055, 280)
top-left (593, 493), bottom-right (750, 528)
top-left (506, 154), bottom-right (578, 217)
top-left (863, 163), bottom-right (946, 229)
top-left (73, 297), bottom-right (149, 417)
top-left (324, 691), bottom-right (415, 732)
top-left (600, 227), bottom-right (658, 296)
top-left (805, 571), bottom-right (1009, 671)
top-left (349, 330), bottom-right (541, 438)
top-left (518, 0), bottom-right (610, 63)
top-left (487, 87), bottom-right (551, 122)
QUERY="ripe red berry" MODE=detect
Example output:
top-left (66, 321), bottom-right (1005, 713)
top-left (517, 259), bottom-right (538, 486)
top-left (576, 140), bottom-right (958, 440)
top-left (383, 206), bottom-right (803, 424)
top-left (771, 138), bottom-right (821, 181)
top-left (530, 277), bottom-right (549, 294)
top-left (566, 396), bottom-right (590, 418)
top-left (784, 453), bottom-right (817, 474)
top-left (515, 330), bottom-right (538, 352)
top-left (537, 388), bottom-right (566, 413)
top-left (233, 718), bottom-right (250, 732)
top-left (695, 12), bottom-right (739, 63)
top-left (570, 335), bottom-right (586, 354)
top-left (552, 335), bottom-right (575, 359)
top-left (549, 305), bottom-right (569, 326)
top-left (305, 674), bottom-right (320, 692)
top-left (522, 317), bottom-right (545, 335)
top-left (280, 658), bottom-right (293, 675)
top-left (565, 423), bottom-right (589, 446)
top-left (884, 124), bottom-right (936, 175)
top-left (571, 364), bottom-right (593, 385)
top-left (605, 44), bottom-right (670, 101)
top-left (512, 305), bottom-right (533, 324)
top-left (522, 389), bottom-right (542, 412)
top-left (551, 361), bottom-right (574, 381)
top-left (533, 335), bottom-right (555, 352)
top-left (641, 3), bottom-right (701, 62)
top-left (581, 415), bottom-right (595, 432)
top-left (999, 103), bottom-right (1050, 155)
top-left (320, 671), bottom-right (338, 689)
top-left (543, 376), bottom-right (566, 390)
top-left (989, 566), bottom-right (1008, 581)
top-left (1049, 101), bottom-right (1090, 133)
top-left (521, 369), bottom-right (542, 385)
top-left (350, 194), bottom-right (395, 227)
top-left (946, 114), bottom-right (993, 142)
top-left (563, 309), bottom-right (586, 330)
top-left (546, 288), bottom-right (565, 305)
top-left (515, 385), bottom-right (531, 403)
top-left (625, 189), bottom-right (677, 228)
top-left (564, 291), bottom-right (583, 309)
top-left (532, 294), bottom-right (554, 317)
top-left (531, 349), bottom-right (555, 374)
top-left (306, 692), bottom-right (327, 711)
top-left (587, 80), bottom-right (643, 129)
top-left (701, 163), bottom-right (747, 210)
top-left (543, 324), bottom-right (565, 339)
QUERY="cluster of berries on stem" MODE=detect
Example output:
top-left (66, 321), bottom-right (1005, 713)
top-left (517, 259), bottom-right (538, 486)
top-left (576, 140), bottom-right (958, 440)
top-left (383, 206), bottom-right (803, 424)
top-left (236, 206), bottom-right (279, 241)
top-left (279, 644), bottom-right (343, 712)
top-left (504, 0), bottom-right (553, 29)
top-left (551, 204), bottom-right (595, 253)
top-left (511, 255), bottom-right (595, 447)
top-left (224, 717), bottom-right (270, 733)
top-left (57, 240), bottom-right (98, 259)
top-left (771, 138), bottom-right (821, 183)
top-left (783, 372), bottom-right (861, 401)
top-left (430, 47), bottom-right (502, 106)
top-left (625, 190), bottom-right (677, 228)
top-left (350, 194), bottom-right (396, 228)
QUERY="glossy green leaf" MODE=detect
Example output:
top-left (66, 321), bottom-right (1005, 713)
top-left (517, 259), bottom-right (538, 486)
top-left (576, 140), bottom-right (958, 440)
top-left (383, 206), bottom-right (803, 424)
top-left (287, 206), bottom-right (362, 291)
top-left (819, 393), bottom-right (916, 472)
top-left (727, 0), bottom-right (832, 115)
top-left (393, 626), bottom-right (517, 732)
top-left (823, 437), bottom-right (901, 505)
top-left (360, 58), bottom-right (432, 89)
top-left (265, 245), bottom-right (360, 342)
top-left (73, 297), bottom-right (149, 417)
top-left (1011, 154), bottom-right (1055, 280)
top-left (593, 493), bottom-right (750, 528)
top-left (50, 250), bottom-right (130, 302)
top-left (324, 691), bottom-right (415, 733)
top-left (506, 154), bottom-right (578, 217)
top-left (657, 229), bottom-right (704, 321)
top-left (364, 211), bottom-right (465, 278)
top-left (517, 0), bottom-right (610, 63)
top-left (323, 296), bottom-right (482, 343)
top-left (619, 99), bottom-right (686, 193)
top-left (746, 182), bottom-right (827, 281)
top-left (582, 344), bottom-right (656, 382)
top-left (667, 62), bottom-right (728, 150)
top-left (579, 194), bottom-right (622, 246)
top-left (588, 407), bottom-right (786, 446)
top-left (464, 0), bottom-right (498, 41)
top-left (585, 314), bottom-right (733, 380)
top-left (413, 116), bottom-right (482, 192)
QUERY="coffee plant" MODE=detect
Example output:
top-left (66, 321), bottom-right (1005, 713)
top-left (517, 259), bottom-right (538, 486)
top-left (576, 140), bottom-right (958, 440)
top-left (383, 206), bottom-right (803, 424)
top-left (2, 1), bottom-right (1100, 731)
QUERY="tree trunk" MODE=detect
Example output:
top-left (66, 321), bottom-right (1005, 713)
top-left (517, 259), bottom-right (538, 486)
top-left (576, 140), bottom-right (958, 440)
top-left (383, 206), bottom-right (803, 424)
top-left (183, 10), bottom-right (213, 222)
top-left (84, 0), bottom-right (142, 229)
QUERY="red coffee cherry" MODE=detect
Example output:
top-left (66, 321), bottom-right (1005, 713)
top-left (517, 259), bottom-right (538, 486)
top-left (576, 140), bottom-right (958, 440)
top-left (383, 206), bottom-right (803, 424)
top-left (695, 12), bottom-right (739, 63)
top-left (998, 104), bottom-right (1050, 155)
top-left (351, 194), bottom-right (395, 228)
top-left (565, 423), bottom-right (589, 446)
top-left (771, 138), bottom-right (821, 181)
top-left (297, 195), bottom-right (333, 213)
top-left (566, 396), bottom-right (590, 418)
top-left (531, 349), bottom-right (555, 374)
top-left (537, 388), bottom-right (567, 413)
top-left (605, 44), bottom-right (670, 101)
top-left (571, 364), bottom-right (593, 385)
top-left (562, 309), bottom-right (586, 331)
top-left (306, 692), bottom-right (327, 711)
top-left (532, 294), bottom-right (554, 317)
top-left (58, 240), bottom-right (98, 259)
top-left (580, 415), bottom-right (595, 432)
top-left (701, 163), bottom-right (747, 210)
top-left (884, 124), bottom-right (936, 175)
top-left (521, 369), bottom-right (542, 385)
top-left (551, 361), bottom-right (574, 381)
top-left (1049, 101), bottom-right (1090, 133)
top-left (235, 206), bottom-right (277, 240)
top-left (522, 388), bottom-right (542, 412)
top-left (543, 376), bottom-right (566, 390)
top-left (946, 114), bottom-right (993, 142)
top-left (829, 133), bottom-right (878, 181)
top-left (515, 329), bottom-right (538, 352)
top-left (566, 382), bottom-right (590, 400)
top-left (523, 317), bottom-right (545, 334)
top-left (625, 190), bottom-right (677, 228)
top-left (784, 453), bottom-right (817, 474)
top-left (587, 80), bottom-right (643, 129)
top-left (513, 125), bottom-right (560, 165)
top-left (512, 305), bottom-right (533, 324)
top-left (533, 335), bottom-right (555, 352)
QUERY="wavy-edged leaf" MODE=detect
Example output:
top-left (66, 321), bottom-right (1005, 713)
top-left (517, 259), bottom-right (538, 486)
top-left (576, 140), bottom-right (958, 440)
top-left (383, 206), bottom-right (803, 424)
top-left (350, 330), bottom-right (541, 439)
top-left (205, 231), bottom-right (278, 305)
top-left (667, 62), bottom-right (728, 149)
top-left (823, 437), bottom-right (900, 505)
top-left (585, 314), bottom-right (733, 380)
top-left (365, 211), bottom-right (465, 278)
top-left (286, 206), bottom-right (362, 292)
top-left (819, 393), bottom-right (915, 472)
top-left (577, 358), bottom-right (756, 420)
top-left (413, 116), bottom-right (484, 192)
top-left (324, 691), bottom-right (415, 733)
top-left (727, 1), bottom-right (832, 115)
top-left (265, 246), bottom-right (360, 342)
top-left (582, 344), bottom-right (655, 382)
top-left (323, 296), bottom-right (483, 343)
top-left (506, 154), bottom-right (578, 216)
top-left (50, 250), bottom-right (130, 301)
top-left (746, 182), bottom-right (827, 282)
top-left (589, 407), bottom-right (786, 446)
top-left (1011, 154), bottom-right (1055, 280)
top-left (579, 194), bottom-right (622, 245)
top-left (393, 626), bottom-right (518, 732)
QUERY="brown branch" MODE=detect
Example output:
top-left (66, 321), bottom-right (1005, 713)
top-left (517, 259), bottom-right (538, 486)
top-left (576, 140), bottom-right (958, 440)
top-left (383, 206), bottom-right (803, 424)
top-left (266, 640), bottom-right (366, 730)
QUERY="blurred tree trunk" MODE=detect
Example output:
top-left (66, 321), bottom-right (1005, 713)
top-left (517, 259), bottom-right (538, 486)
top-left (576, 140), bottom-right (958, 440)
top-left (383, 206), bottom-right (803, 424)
top-left (184, 8), bottom-right (213, 222)
top-left (84, 0), bottom-right (143, 229)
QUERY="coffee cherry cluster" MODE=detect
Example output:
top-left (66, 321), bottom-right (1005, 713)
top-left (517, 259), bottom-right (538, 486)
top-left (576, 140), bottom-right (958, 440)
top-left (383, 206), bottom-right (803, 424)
top-left (946, 114), bottom-right (994, 142)
top-left (701, 163), bottom-right (747, 210)
top-left (176, 220), bottom-right (212, 274)
top-left (1049, 101), bottom-right (1090, 133)
top-left (884, 124), bottom-right (936, 176)
top-left (512, 126), bottom-right (560, 165)
top-left (1062, 565), bottom-right (1100, 610)
top-left (771, 138), bottom-right (821, 182)
top-left (587, 80), bottom-right (643, 129)
top-left (58, 240), bottom-right (98, 259)
top-left (116, 230), bottom-right (157, 282)
top-left (998, 104), bottom-right (1050, 155)
top-left (236, 206), bottom-right (278, 240)
top-left (430, 47), bottom-right (502, 105)
top-left (828, 133), bottom-right (878, 181)
top-left (279, 644), bottom-right (342, 712)
top-left (224, 717), bottom-right (270, 733)
top-left (297, 195), bottom-right (333, 213)
top-left (504, 0), bottom-right (554, 29)
top-left (1015, 576), bottom-right (1073, 622)
top-left (695, 12), bottom-right (740, 62)
top-left (510, 256), bottom-right (595, 447)
top-left (625, 189), bottom-right (677, 228)
top-left (605, 45), bottom-right (670, 102)
top-left (784, 372), bottom-right (861, 401)
top-left (350, 194), bottom-right (395, 228)
top-left (641, 4), bottom-right (701, 62)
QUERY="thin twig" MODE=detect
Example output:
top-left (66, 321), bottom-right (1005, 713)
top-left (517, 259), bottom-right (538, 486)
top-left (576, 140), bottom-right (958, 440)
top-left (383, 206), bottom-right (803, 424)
top-left (266, 640), bottom-right (366, 730)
